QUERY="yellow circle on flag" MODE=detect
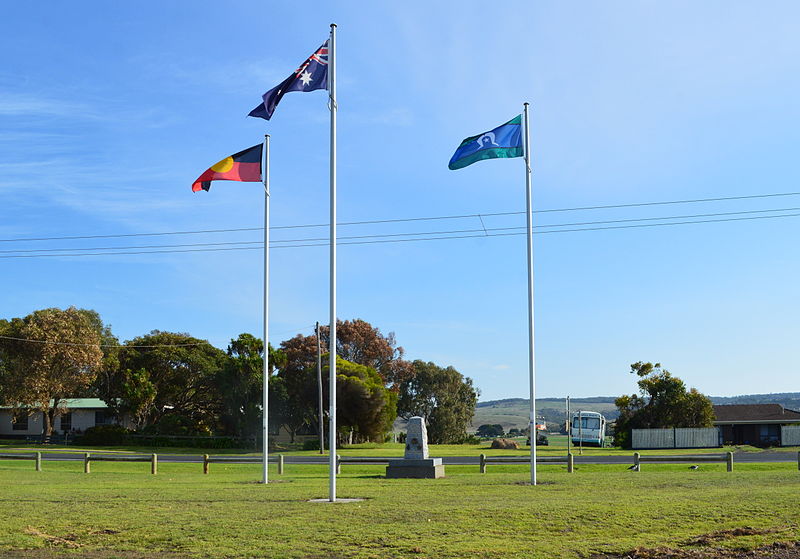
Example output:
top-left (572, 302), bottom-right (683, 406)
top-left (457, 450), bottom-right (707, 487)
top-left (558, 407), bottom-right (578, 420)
top-left (211, 156), bottom-right (234, 173)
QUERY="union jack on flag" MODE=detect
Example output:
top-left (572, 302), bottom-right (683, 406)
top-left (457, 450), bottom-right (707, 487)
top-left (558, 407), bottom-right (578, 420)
top-left (249, 40), bottom-right (330, 121)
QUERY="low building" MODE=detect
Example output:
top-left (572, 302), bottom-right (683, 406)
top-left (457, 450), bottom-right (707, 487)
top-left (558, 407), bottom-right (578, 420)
top-left (713, 404), bottom-right (800, 446)
top-left (0, 398), bottom-right (120, 439)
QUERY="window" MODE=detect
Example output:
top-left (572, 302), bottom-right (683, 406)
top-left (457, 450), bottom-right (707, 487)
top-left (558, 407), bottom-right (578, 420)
top-left (572, 417), bottom-right (601, 430)
top-left (94, 411), bottom-right (115, 426)
top-left (12, 411), bottom-right (29, 431)
top-left (60, 413), bottom-right (72, 432)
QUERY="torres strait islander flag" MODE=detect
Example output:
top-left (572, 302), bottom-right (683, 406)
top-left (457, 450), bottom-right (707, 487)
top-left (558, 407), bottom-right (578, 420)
top-left (191, 144), bottom-right (263, 192)
top-left (448, 115), bottom-right (524, 170)
top-left (248, 40), bottom-right (329, 121)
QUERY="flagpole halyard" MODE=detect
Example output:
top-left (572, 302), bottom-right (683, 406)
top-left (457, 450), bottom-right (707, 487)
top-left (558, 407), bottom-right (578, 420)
top-left (523, 103), bottom-right (537, 486)
top-left (262, 134), bottom-right (270, 484)
top-left (328, 22), bottom-right (338, 503)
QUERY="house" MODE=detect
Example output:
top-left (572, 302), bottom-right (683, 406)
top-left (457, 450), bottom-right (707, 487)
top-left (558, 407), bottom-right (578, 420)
top-left (0, 398), bottom-right (122, 439)
top-left (713, 404), bottom-right (800, 447)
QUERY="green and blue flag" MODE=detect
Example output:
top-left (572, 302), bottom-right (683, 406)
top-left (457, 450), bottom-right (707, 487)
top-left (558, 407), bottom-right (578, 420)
top-left (448, 115), bottom-right (523, 170)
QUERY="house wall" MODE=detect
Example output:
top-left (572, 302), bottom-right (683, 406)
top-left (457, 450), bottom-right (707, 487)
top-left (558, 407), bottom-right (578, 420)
top-left (0, 410), bottom-right (43, 436)
top-left (65, 410), bottom-right (102, 432)
top-left (0, 408), bottom-right (120, 436)
top-left (720, 423), bottom-right (782, 446)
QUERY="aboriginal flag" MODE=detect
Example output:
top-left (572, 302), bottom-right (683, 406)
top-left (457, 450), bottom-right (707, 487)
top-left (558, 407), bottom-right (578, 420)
top-left (192, 144), bottom-right (263, 192)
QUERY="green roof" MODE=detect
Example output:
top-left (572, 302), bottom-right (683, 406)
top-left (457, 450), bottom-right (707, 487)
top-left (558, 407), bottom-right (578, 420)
top-left (0, 398), bottom-right (109, 410)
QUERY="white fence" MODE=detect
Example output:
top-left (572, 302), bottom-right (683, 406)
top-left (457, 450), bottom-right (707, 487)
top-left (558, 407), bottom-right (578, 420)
top-left (782, 426), bottom-right (800, 447)
top-left (632, 427), bottom-right (720, 449)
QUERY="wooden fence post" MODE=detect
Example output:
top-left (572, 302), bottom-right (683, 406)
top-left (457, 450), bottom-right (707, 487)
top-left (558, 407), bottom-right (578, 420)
top-left (479, 454), bottom-right (486, 474)
top-left (336, 454), bottom-right (341, 475)
top-left (633, 452), bottom-right (640, 472)
top-left (797, 451), bottom-right (799, 471)
top-left (278, 454), bottom-right (284, 475)
top-left (203, 454), bottom-right (209, 475)
top-left (727, 451), bottom-right (733, 472)
top-left (35, 452), bottom-right (41, 472)
top-left (151, 454), bottom-right (158, 475)
top-left (84, 453), bottom-right (90, 474)
top-left (567, 453), bottom-right (574, 473)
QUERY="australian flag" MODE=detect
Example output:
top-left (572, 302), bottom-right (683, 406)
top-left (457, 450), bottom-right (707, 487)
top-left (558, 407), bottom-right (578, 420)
top-left (248, 40), bottom-right (329, 121)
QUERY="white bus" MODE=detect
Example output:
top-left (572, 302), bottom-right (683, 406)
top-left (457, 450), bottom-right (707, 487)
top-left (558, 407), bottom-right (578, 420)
top-left (571, 411), bottom-right (607, 447)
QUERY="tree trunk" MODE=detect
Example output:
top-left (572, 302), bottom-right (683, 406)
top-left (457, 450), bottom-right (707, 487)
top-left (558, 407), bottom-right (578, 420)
top-left (43, 409), bottom-right (53, 437)
top-left (44, 397), bottom-right (61, 437)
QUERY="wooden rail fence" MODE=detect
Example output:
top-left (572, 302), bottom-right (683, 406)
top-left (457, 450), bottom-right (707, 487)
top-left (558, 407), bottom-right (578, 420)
top-left (82, 452), bottom-right (159, 475)
top-left (0, 452), bottom-right (42, 471)
top-left (478, 454), bottom-right (576, 473)
top-left (632, 451), bottom-right (734, 472)
top-left (3, 451), bottom-right (800, 474)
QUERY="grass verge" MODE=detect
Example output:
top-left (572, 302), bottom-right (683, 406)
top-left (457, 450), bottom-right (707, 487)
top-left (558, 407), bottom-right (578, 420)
top-left (0, 460), bottom-right (798, 558)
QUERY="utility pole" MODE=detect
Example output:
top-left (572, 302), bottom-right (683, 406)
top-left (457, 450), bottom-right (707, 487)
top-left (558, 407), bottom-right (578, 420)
top-left (316, 321), bottom-right (324, 454)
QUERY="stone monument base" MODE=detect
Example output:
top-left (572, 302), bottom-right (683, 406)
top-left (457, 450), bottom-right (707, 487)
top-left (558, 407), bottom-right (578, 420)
top-left (385, 458), bottom-right (445, 479)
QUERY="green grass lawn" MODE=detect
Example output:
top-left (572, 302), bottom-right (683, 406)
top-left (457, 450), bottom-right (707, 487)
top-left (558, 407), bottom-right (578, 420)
top-left (1, 459), bottom-right (799, 558)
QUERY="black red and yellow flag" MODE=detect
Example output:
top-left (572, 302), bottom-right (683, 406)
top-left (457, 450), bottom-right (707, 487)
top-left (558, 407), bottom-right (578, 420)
top-left (192, 144), bottom-right (262, 192)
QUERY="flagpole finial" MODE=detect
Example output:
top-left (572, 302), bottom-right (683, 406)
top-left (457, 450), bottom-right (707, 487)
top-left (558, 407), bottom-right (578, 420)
top-left (330, 23), bottom-right (337, 29)
top-left (524, 102), bottom-right (530, 107)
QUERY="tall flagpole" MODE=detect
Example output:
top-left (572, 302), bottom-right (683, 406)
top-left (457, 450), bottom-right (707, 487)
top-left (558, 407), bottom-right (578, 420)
top-left (523, 103), bottom-right (537, 485)
top-left (316, 321), bottom-right (324, 454)
top-left (328, 22), bottom-right (338, 502)
top-left (262, 134), bottom-right (270, 484)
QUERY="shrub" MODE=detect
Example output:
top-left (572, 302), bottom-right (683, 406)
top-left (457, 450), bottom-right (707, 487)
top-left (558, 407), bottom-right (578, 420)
top-left (76, 424), bottom-right (132, 446)
top-left (452, 434), bottom-right (480, 445)
top-left (302, 439), bottom-right (321, 451)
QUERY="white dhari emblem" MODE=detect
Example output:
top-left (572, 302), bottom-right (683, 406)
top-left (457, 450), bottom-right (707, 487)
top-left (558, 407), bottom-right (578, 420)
top-left (476, 132), bottom-right (499, 148)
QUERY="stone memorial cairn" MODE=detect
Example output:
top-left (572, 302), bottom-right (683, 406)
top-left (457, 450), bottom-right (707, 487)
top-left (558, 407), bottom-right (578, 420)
top-left (386, 416), bottom-right (445, 479)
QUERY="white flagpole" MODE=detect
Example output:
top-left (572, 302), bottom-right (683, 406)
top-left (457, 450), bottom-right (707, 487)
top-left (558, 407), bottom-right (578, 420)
top-left (523, 102), bottom-right (537, 486)
top-left (328, 22), bottom-right (338, 502)
top-left (262, 134), bottom-right (270, 484)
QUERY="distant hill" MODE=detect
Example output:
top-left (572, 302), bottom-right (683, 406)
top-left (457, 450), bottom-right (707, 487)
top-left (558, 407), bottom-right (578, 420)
top-left (710, 392), bottom-right (800, 408)
top-left (472, 397), bottom-right (618, 431)
top-left (471, 393), bottom-right (800, 431)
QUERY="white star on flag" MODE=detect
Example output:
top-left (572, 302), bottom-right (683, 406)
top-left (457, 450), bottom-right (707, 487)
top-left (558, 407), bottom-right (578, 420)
top-left (299, 70), bottom-right (313, 86)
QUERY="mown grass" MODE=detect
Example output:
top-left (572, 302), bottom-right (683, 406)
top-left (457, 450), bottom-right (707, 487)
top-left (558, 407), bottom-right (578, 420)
top-left (0, 458), bottom-right (799, 558)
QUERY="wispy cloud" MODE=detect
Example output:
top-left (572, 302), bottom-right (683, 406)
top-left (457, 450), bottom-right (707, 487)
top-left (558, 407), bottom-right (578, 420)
top-left (0, 95), bottom-right (100, 119)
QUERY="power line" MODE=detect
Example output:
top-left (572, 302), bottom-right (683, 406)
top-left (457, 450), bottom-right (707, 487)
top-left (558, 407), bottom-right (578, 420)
top-left (1, 190), bottom-right (799, 243)
top-left (0, 209), bottom-right (797, 258)
top-left (2, 205), bottom-right (799, 255)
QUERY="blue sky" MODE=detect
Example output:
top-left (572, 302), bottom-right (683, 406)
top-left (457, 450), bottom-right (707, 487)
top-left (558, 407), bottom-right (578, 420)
top-left (2, 2), bottom-right (799, 401)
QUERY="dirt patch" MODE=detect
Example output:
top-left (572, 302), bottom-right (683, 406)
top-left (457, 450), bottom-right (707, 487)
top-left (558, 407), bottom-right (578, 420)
top-left (590, 540), bottom-right (800, 559)
top-left (87, 529), bottom-right (120, 536)
top-left (688, 527), bottom-right (779, 546)
top-left (24, 527), bottom-right (81, 549)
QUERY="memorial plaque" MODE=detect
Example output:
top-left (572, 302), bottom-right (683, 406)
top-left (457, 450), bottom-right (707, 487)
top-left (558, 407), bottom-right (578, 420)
top-left (387, 416), bottom-right (444, 479)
